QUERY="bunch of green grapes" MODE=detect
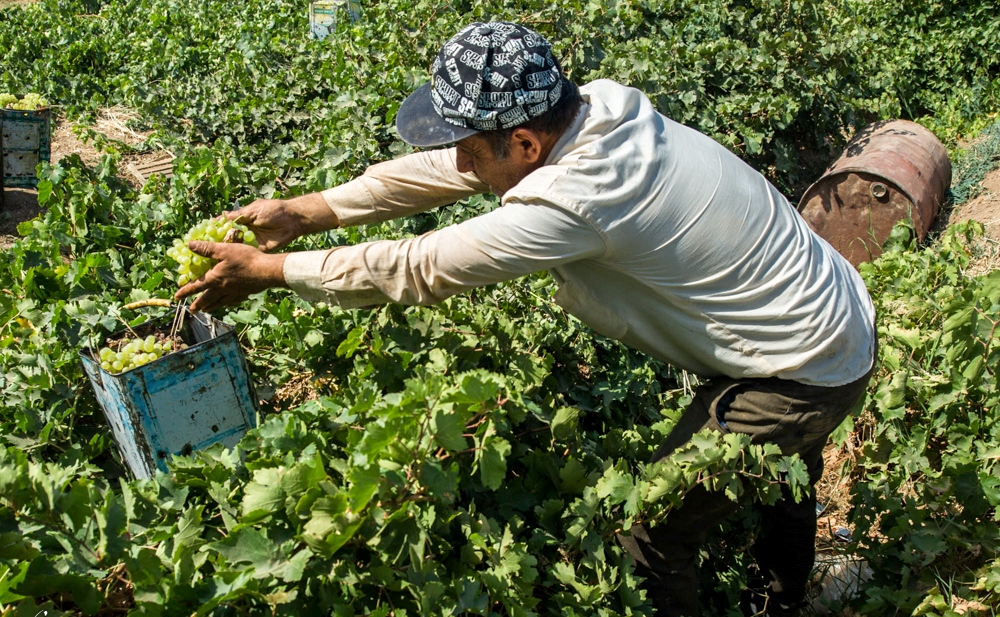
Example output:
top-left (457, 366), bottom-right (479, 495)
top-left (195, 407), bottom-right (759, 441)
top-left (98, 335), bottom-right (187, 373)
top-left (167, 216), bottom-right (258, 286)
top-left (3, 92), bottom-right (49, 110)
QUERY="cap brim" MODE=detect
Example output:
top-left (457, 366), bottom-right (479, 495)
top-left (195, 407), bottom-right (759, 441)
top-left (396, 82), bottom-right (479, 148)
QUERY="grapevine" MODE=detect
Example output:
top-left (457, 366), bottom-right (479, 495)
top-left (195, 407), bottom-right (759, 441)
top-left (167, 216), bottom-right (258, 286)
top-left (0, 0), bottom-right (999, 615)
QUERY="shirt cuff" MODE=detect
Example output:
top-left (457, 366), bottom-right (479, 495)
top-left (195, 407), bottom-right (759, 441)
top-left (320, 179), bottom-right (378, 227)
top-left (282, 250), bottom-right (333, 303)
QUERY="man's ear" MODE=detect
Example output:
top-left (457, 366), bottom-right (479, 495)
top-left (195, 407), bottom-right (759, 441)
top-left (510, 127), bottom-right (545, 164)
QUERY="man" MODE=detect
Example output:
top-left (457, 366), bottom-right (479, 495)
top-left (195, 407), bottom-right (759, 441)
top-left (176, 21), bottom-right (876, 616)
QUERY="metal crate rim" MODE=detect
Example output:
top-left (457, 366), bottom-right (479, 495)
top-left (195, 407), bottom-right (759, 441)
top-left (80, 310), bottom-right (235, 375)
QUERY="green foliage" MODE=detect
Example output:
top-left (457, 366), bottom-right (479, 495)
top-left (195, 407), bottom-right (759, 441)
top-left (952, 118), bottom-right (1000, 206)
top-left (4, 0), bottom-right (999, 198)
top-left (0, 283), bottom-right (812, 614)
top-left (0, 0), bottom-right (999, 614)
top-left (848, 221), bottom-right (1000, 614)
top-left (845, 0), bottom-right (1000, 142)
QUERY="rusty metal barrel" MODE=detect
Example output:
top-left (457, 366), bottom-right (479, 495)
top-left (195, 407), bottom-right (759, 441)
top-left (797, 120), bottom-right (951, 267)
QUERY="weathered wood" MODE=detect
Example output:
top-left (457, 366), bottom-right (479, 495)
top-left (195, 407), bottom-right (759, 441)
top-left (126, 155), bottom-right (175, 185)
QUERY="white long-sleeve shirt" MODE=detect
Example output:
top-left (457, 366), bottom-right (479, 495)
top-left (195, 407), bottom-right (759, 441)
top-left (284, 79), bottom-right (876, 387)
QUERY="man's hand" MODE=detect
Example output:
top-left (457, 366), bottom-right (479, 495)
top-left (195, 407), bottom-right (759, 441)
top-left (175, 241), bottom-right (288, 313)
top-left (229, 193), bottom-right (339, 252)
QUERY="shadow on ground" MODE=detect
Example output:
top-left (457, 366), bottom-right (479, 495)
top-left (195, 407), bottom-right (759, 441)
top-left (0, 187), bottom-right (41, 247)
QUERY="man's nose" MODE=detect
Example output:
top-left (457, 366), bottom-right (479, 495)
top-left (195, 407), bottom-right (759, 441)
top-left (456, 149), bottom-right (475, 174)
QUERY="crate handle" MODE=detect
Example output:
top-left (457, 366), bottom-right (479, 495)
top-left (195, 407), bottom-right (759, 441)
top-left (122, 297), bottom-right (190, 338)
top-left (123, 298), bottom-right (173, 310)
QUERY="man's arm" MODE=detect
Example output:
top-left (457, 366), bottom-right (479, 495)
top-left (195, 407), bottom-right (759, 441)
top-left (318, 147), bottom-right (490, 227)
top-left (180, 198), bottom-right (603, 312)
top-left (282, 199), bottom-right (606, 308)
top-left (226, 193), bottom-right (337, 252)
top-left (231, 148), bottom-right (488, 252)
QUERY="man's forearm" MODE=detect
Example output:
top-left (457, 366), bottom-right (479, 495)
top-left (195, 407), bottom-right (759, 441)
top-left (288, 192), bottom-right (340, 235)
top-left (319, 149), bottom-right (488, 227)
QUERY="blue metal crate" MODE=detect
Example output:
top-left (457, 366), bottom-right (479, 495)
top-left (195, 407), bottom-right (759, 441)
top-left (80, 311), bottom-right (258, 479)
top-left (1, 104), bottom-right (51, 190)
top-left (309, 0), bottom-right (361, 39)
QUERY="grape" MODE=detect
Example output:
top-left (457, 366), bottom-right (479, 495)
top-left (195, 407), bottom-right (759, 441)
top-left (97, 333), bottom-right (189, 374)
top-left (5, 92), bottom-right (48, 110)
top-left (167, 215), bottom-right (259, 286)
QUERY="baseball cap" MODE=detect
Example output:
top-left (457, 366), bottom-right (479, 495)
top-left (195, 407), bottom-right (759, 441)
top-left (395, 21), bottom-right (564, 147)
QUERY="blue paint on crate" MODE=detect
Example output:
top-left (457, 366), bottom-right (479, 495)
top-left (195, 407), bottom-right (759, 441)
top-left (308, 0), bottom-right (361, 39)
top-left (192, 425), bottom-right (248, 450)
top-left (1, 105), bottom-right (51, 189)
top-left (80, 311), bottom-right (258, 479)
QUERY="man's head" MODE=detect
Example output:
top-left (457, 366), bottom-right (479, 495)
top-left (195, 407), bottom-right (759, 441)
top-left (396, 21), bottom-right (582, 193)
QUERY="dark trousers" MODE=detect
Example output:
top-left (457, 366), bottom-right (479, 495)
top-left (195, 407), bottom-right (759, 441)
top-left (618, 369), bottom-right (873, 616)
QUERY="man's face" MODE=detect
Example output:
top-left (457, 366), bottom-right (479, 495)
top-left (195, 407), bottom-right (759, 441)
top-left (455, 134), bottom-right (530, 197)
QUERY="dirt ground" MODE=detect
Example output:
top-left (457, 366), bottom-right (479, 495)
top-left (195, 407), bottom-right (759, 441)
top-left (947, 170), bottom-right (1000, 273)
top-left (954, 171), bottom-right (1000, 232)
top-left (1, 109), bottom-right (169, 247)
